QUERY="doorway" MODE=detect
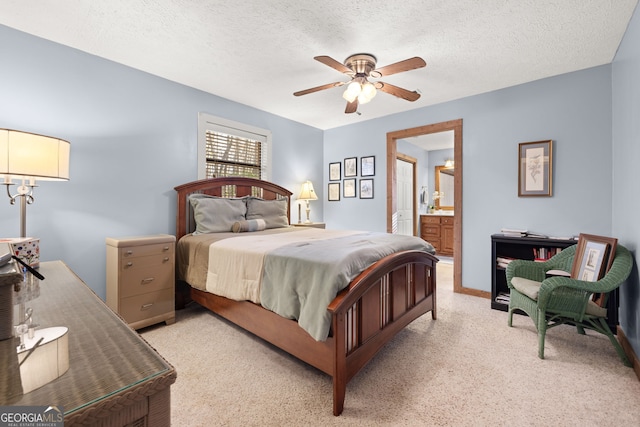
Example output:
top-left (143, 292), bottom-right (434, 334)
top-left (386, 119), bottom-right (480, 296)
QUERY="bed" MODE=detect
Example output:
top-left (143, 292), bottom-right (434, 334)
top-left (174, 177), bottom-right (438, 415)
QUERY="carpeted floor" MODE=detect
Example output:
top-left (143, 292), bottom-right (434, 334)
top-left (140, 263), bottom-right (640, 426)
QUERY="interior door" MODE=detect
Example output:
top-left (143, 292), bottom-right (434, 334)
top-left (396, 158), bottom-right (414, 236)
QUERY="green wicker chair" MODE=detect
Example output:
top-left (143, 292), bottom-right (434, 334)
top-left (506, 244), bottom-right (632, 366)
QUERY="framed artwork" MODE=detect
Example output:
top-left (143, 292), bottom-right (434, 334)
top-left (344, 157), bottom-right (357, 177)
top-left (343, 178), bottom-right (356, 198)
top-left (328, 182), bottom-right (340, 201)
top-left (361, 156), bottom-right (375, 176)
top-left (518, 140), bottom-right (553, 197)
top-left (359, 178), bottom-right (374, 199)
top-left (570, 233), bottom-right (617, 282)
top-left (329, 162), bottom-right (341, 181)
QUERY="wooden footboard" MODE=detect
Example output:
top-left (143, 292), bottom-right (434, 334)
top-left (328, 250), bottom-right (437, 415)
top-left (189, 249), bottom-right (437, 416)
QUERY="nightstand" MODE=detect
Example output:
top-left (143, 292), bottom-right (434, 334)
top-left (106, 234), bottom-right (175, 330)
top-left (292, 222), bottom-right (326, 229)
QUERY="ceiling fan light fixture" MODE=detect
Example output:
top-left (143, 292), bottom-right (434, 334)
top-left (342, 81), bottom-right (361, 102)
top-left (360, 82), bottom-right (377, 100)
top-left (296, 54), bottom-right (426, 113)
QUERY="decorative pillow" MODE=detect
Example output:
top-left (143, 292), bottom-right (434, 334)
top-left (232, 219), bottom-right (266, 233)
top-left (245, 197), bottom-right (288, 229)
top-left (189, 195), bottom-right (247, 234)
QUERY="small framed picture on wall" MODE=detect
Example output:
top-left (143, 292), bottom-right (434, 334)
top-left (343, 178), bottom-right (356, 198)
top-left (328, 182), bottom-right (340, 201)
top-left (344, 157), bottom-right (357, 177)
top-left (518, 140), bottom-right (552, 197)
top-left (360, 179), bottom-right (374, 199)
top-left (361, 156), bottom-right (375, 176)
top-left (329, 162), bottom-right (341, 181)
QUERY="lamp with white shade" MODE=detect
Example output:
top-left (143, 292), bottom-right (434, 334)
top-left (0, 130), bottom-right (70, 390)
top-left (298, 180), bottom-right (318, 224)
top-left (0, 129), bottom-right (70, 238)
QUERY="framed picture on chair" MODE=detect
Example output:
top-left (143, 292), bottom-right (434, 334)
top-left (571, 233), bottom-right (618, 282)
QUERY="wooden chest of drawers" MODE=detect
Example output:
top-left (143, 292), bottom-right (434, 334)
top-left (420, 214), bottom-right (455, 256)
top-left (106, 234), bottom-right (176, 329)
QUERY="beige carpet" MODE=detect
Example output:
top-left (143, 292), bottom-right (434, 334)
top-left (141, 264), bottom-right (640, 426)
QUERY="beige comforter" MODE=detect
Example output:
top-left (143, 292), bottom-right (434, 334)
top-left (177, 227), bottom-right (307, 291)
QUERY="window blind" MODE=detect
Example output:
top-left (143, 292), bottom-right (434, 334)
top-left (205, 131), bottom-right (262, 178)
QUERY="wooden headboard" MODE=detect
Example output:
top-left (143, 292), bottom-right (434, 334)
top-left (174, 177), bottom-right (293, 240)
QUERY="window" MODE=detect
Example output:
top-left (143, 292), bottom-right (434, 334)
top-left (197, 113), bottom-right (271, 180)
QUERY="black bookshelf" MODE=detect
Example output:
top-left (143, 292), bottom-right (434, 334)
top-left (491, 234), bottom-right (619, 330)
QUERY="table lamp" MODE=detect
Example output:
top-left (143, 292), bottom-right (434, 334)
top-left (0, 129), bottom-right (70, 238)
top-left (298, 180), bottom-right (317, 224)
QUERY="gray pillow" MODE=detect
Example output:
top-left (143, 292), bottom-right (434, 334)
top-left (189, 195), bottom-right (247, 234)
top-left (245, 197), bottom-right (288, 229)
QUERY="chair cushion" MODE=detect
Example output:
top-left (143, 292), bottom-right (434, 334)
top-left (513, 277), bottom-right (608, 317)
top-left (511, 277), bottom-right (542, 300)
top-left (585, 300), bottom-right (608, 317)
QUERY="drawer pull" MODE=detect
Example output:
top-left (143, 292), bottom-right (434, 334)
top-left (162, 257), bottom-right (170, 263)
top-left (125, 250), bottom-right (133, 256)
top-left (141, 277), bottom-right (155, 284)
top-left (162, 246), bottom-right (170, 251)
top-left (141, 303), bottom-right (154, 311)
top-left (126, 262), bottom-right (133, 268)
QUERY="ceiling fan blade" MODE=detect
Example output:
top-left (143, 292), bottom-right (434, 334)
top-left (377, 82), bottom-right (421, 102)
top-left (294, 81), bottom-right (346, 97)
top-left (345, 99), bottom-right (358, 114)
top-left (315, 56), bottom-right (354, 75)
top-left (372, 57), bottom-right (426, 77)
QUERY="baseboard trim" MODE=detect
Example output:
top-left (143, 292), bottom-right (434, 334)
top-left (617, 325), bottom-right (640, 381)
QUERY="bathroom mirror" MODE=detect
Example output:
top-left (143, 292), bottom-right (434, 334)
top-left (435, 165), bottom-right (454, 210)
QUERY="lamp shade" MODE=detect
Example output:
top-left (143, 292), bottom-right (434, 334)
top-left (0, 129), bottom-right (70, 181)
top-left (298, 180), bottom-right (317, 201)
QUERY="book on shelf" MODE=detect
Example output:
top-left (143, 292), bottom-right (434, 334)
top-left (548, 236), bottom-right (579, 241)
top-left (526, 232), bottom-right (548, 238)
top-left (500, 228), bottom-right (527, 237)
top-left (495, 292), bottom-right (510, 304)
top-left (532, 246), bottom-right (563, 261)
top-left (496, 256), bottom-right (515, 269)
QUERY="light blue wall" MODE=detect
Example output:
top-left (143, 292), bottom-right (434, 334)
top-left (612, 4), bottom-right (640, 358)
top-left (0, 25), bottom-right (324, 299)
top-left (2, 17), bottom-right (638, 357)
top-left (324, 65), bottom-right (614, 294)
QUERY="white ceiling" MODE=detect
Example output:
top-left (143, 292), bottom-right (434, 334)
top-left (0, 1), bottom-right (637, 130)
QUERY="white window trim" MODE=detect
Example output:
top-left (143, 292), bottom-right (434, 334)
top-left (197, 112), bottom-right (272, 181)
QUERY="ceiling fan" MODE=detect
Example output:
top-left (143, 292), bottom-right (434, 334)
top-left (293, 53), bottom-right (426, 114)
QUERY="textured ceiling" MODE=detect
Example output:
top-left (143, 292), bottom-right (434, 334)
top-left (0, 1), bottom-right (637, 130)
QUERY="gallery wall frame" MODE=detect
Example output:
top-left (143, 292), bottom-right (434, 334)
top-left (344, 157), bottom-right (357, 177)
top-left (329, 162), bottom-right (341, 181)
top-left (518, 140), bottom-right (552, 197)
top-left (360, 178), bottom-right (374, 199)
top-left (361, 156), bottom-right (375, 176)
top-left (343, 178), bottom-right (356, 198)
top-left (328, 182), bottom-right (340, 201)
